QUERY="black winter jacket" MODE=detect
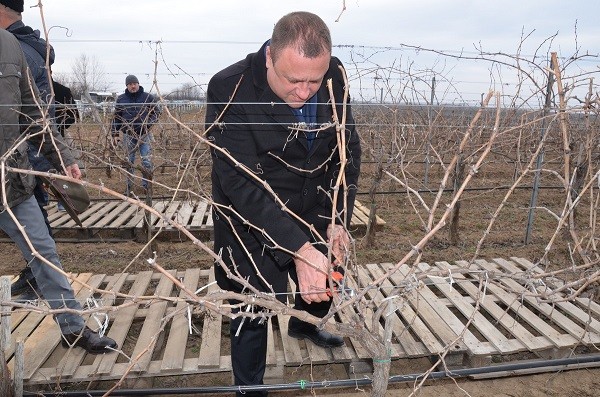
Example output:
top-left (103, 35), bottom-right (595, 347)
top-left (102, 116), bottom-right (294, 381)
top-left (206, 41), bottom-right (361, 294)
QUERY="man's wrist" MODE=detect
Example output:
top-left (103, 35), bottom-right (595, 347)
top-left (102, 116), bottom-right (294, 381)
top-left (296, 241), bottom-right (312, 255)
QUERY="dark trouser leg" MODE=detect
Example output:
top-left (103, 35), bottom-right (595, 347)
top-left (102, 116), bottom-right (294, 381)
top-left (33, 178), bottom-right (53, 238)
top-left (288, 262), bottom-right (331, 318)
top-left (230, 313), bottom-right (268, 397)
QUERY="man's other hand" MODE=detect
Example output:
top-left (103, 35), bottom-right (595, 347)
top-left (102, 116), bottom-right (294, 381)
top-left (327, 224), bottom-right (350, 265)
top-left (65, 163), bottom-right (82, 180)
top-left (294, 242), bottom-right (331, 304)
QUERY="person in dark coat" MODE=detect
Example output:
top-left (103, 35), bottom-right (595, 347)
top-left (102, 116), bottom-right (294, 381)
top-left (111, 74), bottom-right (160, 195)
top-left (206, 11), bottom-right (361, 396)
top-left (0, 23), bottom-right (118, 354)
top-left (52, 78), bottom-right (79, 137)
top-left (1, 0), bottom-right (61, 295)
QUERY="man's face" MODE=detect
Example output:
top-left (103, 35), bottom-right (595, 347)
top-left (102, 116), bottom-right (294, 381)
top-left (266, 45), bottom-right (330, 108)
top-left (127, 82), bottom-right (139, 94)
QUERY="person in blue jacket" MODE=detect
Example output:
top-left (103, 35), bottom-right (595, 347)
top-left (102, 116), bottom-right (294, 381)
top-left (111, 75), bottom-right (161, 196)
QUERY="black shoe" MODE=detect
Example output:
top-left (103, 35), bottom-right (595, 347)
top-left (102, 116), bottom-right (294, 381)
top-left (288, 319), bottom-right (344, 348)
top-left (61, 326), bottom-right (118, 354)
top-left (11, 267), bottom-right (38, 296)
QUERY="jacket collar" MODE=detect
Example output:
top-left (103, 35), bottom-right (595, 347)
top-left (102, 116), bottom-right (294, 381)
top-left (249, 41), bottom-right (334, 152)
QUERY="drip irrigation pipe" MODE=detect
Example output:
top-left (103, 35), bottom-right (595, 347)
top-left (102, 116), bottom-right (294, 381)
top-left (24, 353), bottom-right (600, 396)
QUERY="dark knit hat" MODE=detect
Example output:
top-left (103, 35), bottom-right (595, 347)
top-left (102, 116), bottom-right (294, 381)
top-left (0, 0), bottom-right (24, 12)
top-left (125, 75), bottom-right (139, 85)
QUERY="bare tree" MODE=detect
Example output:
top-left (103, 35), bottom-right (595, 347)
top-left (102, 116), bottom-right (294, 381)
top-left (166, 82), bottom-right (204, 101)
top-left (70, 53), bottom-right (111, 98)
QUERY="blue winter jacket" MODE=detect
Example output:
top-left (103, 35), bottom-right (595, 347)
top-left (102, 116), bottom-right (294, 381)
top-left (7, 21), bottom-right (55, 109)
top-left (8, 21), bottom-right (58, 174)
top-left (111, 86), bottom-right (160, 136)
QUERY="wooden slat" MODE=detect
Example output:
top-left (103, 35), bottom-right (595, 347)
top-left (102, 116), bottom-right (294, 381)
top-left (189, 200), bottom-right (209, 229)
top-left (108, 205), bottom-right (140, 229)
top-left (418, 262), bottom-right (523, 354)
top-left (47, 203), bottom-right (69, 223)
top-left (365, 264), bottom-right (443, 356)
top-left (81, 202), bottom-right (120, 228)
top-left (403, 263), bottom-right (495, 355)
top-left (128, 270), bottom-right (176, 373)
top-left (445, 261), bottom-right (548, 352)
top-left (278, 279), bottom-right (309, 364)
top-left (329, 332), bottom-right (354, 363)
top-left (351, 266), bottom-right (389, 353)
top-left (14, 258), bottom-right (600, 386)
top-left (266, 317), bottom-right (277, 366)
top-left (456, 260), bottom-right (574, 349)
top-left (204, 206), bottom-right (213, 228)
top-left (94, 271), bottom-right (154, 375)
top-left (510, 257), bottom-right (600, 319)
top-left (60, 201), bottom-right (107, 228)
top-left (305, 340), bottom-right (332, 364)
top-left (278, 314), bottom-right (304, 366)
top-left (92, 202), bottom-right (131, 228)
top-left (161, 268), bottom-right (201, 372)
top-left (384, 264), bottom-right (470, 354)
top-left (146, 201), bottom-right (168, 228)
top-left (474, 259), bottom-right (580, 348)
top-left (198, 270), bottom-right (222, 368)
top-left (350, 202), bottom-right (370, 227)
top-left (156, 201), bottom-right (181, 229)
top-left (123, 204), bottom-right (148, 228)
top-left (355, 200), bottom-right (386, 227)
top-left (171, 201), bottom-right (195, 229)
top-left (336, 269), bottom-right (379, 360)
top-left (39, 199), bottom-right (384, 240)
top-left (490, 258), bottom-right (600, 342)
top-left (323, 272), bottom-right (354, 362)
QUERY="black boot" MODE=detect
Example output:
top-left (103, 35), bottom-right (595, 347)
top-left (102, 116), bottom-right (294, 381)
top-left (288, 317), bottom-right (344, 348)
top-left (61, 326), bottom-right (118, 354)
top-left (11, 267), bottom-right (38, 296)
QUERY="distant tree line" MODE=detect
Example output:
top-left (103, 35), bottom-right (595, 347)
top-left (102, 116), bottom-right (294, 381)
top-left (53, 53), bottom-right (204, 102)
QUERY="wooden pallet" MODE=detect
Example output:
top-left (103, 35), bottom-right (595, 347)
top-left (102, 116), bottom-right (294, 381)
top-left (5, 257), bottom-right (598, 387)
top-left (41, 199), bottom-right (214, 241)
top-left (0, 199), bottom-right (385, 242)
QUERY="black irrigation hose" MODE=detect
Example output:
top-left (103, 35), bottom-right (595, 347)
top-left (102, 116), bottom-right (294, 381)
top-left (355, 184), bottom-right (564, 195)
top-left (25, 354), bottom-right (600, 396)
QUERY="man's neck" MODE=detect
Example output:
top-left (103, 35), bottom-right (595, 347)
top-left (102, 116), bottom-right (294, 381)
top-left (0, 9), bottom-right (21, 30)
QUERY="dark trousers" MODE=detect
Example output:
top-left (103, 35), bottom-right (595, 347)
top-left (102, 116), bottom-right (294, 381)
top-left (33, 178), bottom-right (53, 238)
top-left (229, 263), bottom-right (331, 397)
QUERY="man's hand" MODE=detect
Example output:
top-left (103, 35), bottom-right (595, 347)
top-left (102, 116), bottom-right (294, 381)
top-left (294, 242), bottom-right (331, 304)
top-left (65, 163), bottom-right (82, 180)
top-left (327, 224), bottom-right (350, 265)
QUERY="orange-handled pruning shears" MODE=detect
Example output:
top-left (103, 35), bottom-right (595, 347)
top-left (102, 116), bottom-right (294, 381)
top-left (327, 271), bottom-right (355, 299)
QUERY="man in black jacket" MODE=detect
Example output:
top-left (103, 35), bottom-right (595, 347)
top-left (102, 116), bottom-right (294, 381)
top-left (206, 11), bottom-right (361, 396)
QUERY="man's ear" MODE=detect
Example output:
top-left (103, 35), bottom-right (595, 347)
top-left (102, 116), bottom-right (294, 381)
top-left (265, 46), bottom-right (273, 69)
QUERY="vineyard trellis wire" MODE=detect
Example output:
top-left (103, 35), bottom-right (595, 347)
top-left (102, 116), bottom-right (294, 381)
top-left (1, 7), bottom-right (600, 395)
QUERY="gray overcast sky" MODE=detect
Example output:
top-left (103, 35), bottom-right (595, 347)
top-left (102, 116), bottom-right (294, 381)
top-left (24, 0), bottom-right (600, 105)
